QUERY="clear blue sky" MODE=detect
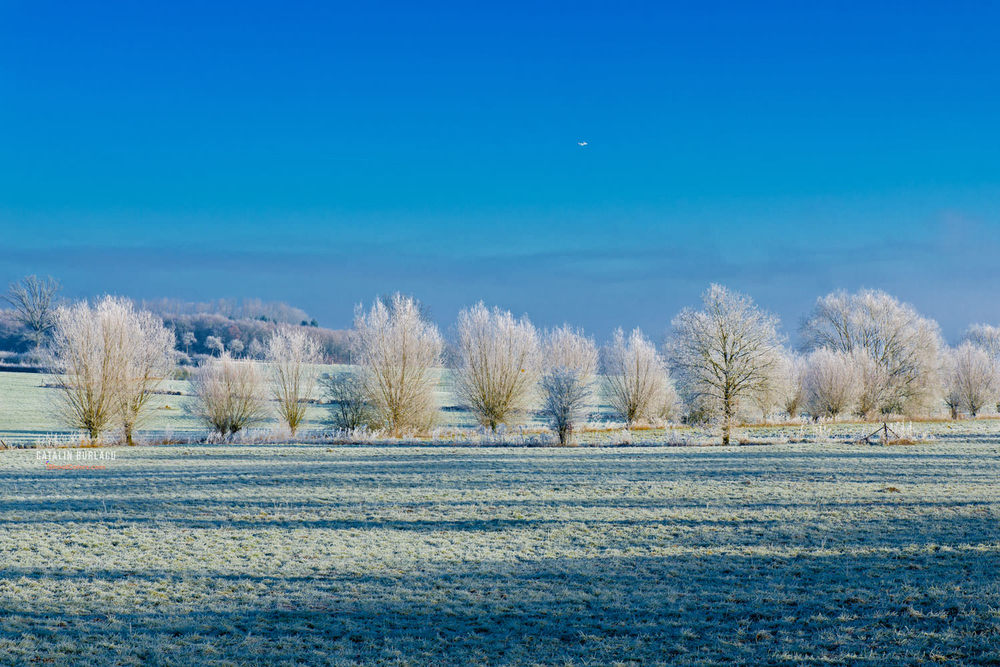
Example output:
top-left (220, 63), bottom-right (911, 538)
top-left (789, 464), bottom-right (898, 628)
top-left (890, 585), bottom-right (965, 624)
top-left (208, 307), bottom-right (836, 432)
top-left (2, 1), bottom-right (999, 342)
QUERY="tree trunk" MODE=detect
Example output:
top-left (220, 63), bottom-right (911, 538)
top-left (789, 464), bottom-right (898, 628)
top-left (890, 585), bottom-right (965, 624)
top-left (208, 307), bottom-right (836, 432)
top-left (722, 391), bottom-right (733, 446)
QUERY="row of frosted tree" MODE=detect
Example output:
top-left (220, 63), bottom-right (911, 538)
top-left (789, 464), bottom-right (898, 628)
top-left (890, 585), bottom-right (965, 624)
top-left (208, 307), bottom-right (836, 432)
top-left (38, 285), bottom-right (1000, 445)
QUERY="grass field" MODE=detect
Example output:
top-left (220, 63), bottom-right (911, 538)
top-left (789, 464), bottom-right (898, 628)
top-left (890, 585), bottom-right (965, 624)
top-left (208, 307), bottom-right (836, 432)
top-left (2, 438), bottom-right (999, 664)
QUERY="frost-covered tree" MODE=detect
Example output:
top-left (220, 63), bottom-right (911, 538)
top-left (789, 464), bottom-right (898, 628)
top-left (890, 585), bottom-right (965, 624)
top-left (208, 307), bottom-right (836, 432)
top-left (266, 325), bottom-right (321, 436)
top-left (657, 379), bottom-right (684, 423)
top-left (753, 349), bottom-right (804, 421)
top-left (181, 331), bottom-right (197, 354)
top-left (48, 296), bottom-right (174, 443)
top-left (780, 352), bottom-right (807, 419)
top-left (961, 323), bottom-right (1000, 413)
top-left (604, 328), bottom-right (669, 427)
top-left (803, 348), bottom-right (859, 419)
top-left (669, 284), bottom-right (783, 445)
top-left (354, 293), bottom-right (443, 436)
top-left (205, 335), bottom-right (224, 356)
top-left (962, 324), bottom-right (1000, 359)
top-left (3, 275), bottom-right (60, 349)
top-left (113, 302), bottom-right (176, 445)
top-left (192, 352), bottom-right (268, 438)
top-left (47, 298), bottom-right (120, 441)
top-left (942, 342), bottom-right (999, 419)
top-left (454, 302), bottom-right (539, 430)
top-left (247, 338), bottom-right (265, 360)
top-left (801, 289), bottom-right (943, 416)
top-left (540, 326), bottom-right (597, 444)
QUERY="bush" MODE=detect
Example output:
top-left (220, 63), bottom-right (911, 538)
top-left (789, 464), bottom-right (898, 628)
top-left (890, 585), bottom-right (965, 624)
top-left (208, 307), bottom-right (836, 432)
top-left (191, 353), bottom-right (268, 438)
top-left (321, 371), bottom-right (377, 430)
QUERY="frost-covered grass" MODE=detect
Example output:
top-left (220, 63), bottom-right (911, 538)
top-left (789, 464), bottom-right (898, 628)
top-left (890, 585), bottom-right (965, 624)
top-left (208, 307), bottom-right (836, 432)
top-left (1, 368), bottom-right (978, 449)
top-left (1, 440), bottom-right (999, 664)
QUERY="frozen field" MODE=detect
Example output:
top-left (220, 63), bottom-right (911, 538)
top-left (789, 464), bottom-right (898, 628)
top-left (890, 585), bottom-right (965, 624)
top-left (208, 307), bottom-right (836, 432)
top-left (1, 439), bottom-right (999, 664)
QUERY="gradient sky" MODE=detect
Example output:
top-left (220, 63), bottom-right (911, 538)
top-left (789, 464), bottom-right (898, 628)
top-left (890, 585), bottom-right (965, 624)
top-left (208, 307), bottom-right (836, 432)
top-left (2, 1), bottom-right (999, 342)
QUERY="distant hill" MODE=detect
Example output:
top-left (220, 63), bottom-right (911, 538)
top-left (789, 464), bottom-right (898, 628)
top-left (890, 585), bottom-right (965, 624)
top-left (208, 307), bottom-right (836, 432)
top-left (0, 298), bottom-right (351, 364)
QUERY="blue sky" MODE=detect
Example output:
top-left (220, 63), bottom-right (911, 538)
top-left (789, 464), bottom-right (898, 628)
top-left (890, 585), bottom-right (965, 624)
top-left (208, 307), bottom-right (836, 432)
top-left (2, 1), bottom-right (999, 342)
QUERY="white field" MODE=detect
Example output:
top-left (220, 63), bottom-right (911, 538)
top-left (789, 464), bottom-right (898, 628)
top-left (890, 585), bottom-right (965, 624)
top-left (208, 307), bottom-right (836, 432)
top-left (1, 439), bottom-right (999, 664)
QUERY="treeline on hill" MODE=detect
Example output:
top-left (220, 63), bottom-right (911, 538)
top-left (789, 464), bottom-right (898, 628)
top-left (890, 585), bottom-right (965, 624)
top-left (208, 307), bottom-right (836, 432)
top-left (0, 284), bottom-right (350, 365)
top-left (155, 311), bottom-right (349, 362)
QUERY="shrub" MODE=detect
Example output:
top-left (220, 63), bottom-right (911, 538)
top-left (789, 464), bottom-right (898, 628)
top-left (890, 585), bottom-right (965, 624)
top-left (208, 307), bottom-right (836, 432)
top-left (321, 371), bottom-right (376, 430)
top-left (191, 353), bottom-right (268, 438)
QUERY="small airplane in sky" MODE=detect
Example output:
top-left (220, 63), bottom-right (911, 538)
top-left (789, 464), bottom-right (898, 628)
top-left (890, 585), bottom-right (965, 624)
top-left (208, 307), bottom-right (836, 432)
top-left (577, 141), bottom-right (588, 147)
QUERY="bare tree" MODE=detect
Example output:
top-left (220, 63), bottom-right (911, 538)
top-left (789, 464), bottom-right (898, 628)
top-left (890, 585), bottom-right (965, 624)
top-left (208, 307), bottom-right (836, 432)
top-left (669, 284), bottom-right (783, 445)
top-left (113, 301), bottom-right (176, 445)
top-left (266, 325), bottom-right (321, 437)
top-left (803, 348), bottom-right (859, 419)
top-left (191, 352), bottom-right (268, 438)
top-left (540, 326), bottom-right (597, 444)
top-left (3, 275), bottom-right (60, 348)
top-left (454, 302), bottom-right (539, 431)
top-left (603, 328), bottom-right (669, 427)
top-left (354, 293), bottom-right (443, 436)
top-left (801, 289), bottom-right (943, 416)
top-left (321, 370), bottom-right (375, 430)
top-left (942, 342), bottom-right (999, 419)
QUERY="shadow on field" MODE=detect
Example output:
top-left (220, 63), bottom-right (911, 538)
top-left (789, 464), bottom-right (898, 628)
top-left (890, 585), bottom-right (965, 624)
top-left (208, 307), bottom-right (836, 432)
top-left (2, 444), bottom-right (1000, 664)
top-left (1, 541), bottom-right (999, 664)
